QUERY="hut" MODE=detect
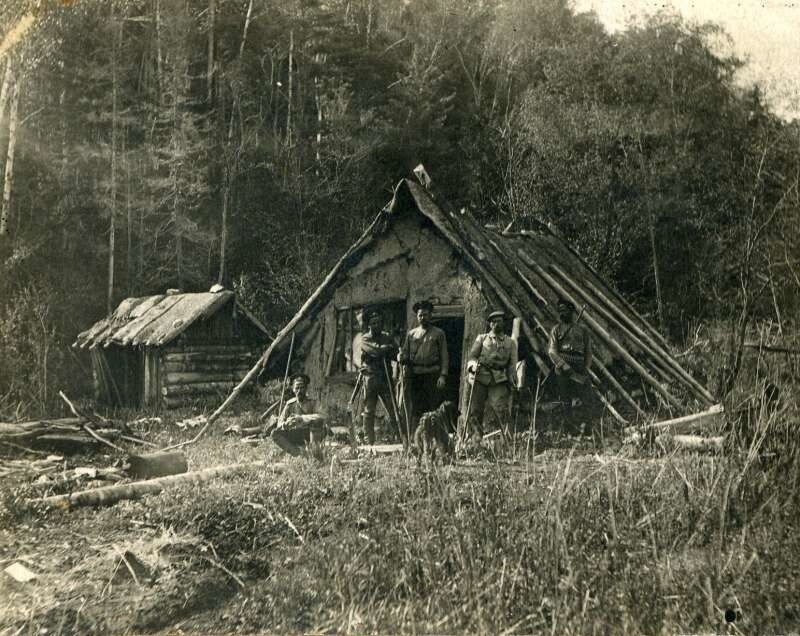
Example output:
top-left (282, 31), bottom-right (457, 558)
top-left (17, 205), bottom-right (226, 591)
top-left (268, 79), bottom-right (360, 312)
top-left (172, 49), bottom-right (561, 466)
top-left (255, 175), bottom-right (715, 424)
top-left (74, 285), bottom-right (270, 408)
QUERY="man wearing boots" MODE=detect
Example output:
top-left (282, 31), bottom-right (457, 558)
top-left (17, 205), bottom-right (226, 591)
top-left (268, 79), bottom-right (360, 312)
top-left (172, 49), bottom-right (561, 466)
top-left (548, 299), bottom-right (593, 424)
top-left (399, 300), bottom-right (449, 439)
top-left (464, 310), bottom-right (518, 445)
top-left (359, 309), bottom-right (400, 444)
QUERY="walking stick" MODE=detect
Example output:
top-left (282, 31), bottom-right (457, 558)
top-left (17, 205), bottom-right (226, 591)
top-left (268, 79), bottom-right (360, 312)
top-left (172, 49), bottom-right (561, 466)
top-left (277, 332), bottom-right (296, 420)
top-left (397, 370), bottom-right (413, 450)
top-left (382, 358), bottom-right (402, 442)
top-left (458, 363), bottom-right (480, 452)
top-left (346, 371), bottom-right (364, 452)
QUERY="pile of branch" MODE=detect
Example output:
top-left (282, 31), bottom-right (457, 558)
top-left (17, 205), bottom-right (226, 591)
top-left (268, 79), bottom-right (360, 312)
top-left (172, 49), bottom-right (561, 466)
top-left (0, 392), bottom-right (150, 455)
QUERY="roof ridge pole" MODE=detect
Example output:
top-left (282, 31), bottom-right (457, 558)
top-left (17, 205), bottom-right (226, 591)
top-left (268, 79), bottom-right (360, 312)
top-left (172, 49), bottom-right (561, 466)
top-left (549, 263), bottom-right (715, 405)
top-left (527, 261), bottom-right (682, 410)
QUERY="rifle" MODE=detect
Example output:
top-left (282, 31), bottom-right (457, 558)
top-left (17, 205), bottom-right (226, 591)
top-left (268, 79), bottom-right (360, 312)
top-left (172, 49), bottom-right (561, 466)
top-left (345, 371), bottom-right (364, 451)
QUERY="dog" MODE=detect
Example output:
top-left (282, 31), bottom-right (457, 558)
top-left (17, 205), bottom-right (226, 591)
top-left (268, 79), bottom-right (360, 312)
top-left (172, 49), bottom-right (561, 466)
top-left (413, 400), bottom-right (459, 465)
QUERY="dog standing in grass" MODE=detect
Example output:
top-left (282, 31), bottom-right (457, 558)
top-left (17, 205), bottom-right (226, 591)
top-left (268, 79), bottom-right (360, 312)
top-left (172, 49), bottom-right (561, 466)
top-left (413, 400), bottom-right (458, 464)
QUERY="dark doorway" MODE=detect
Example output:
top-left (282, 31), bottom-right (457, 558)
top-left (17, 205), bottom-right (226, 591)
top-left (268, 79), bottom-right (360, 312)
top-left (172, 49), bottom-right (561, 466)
top-left (432, 316), bottom-right (464, 411)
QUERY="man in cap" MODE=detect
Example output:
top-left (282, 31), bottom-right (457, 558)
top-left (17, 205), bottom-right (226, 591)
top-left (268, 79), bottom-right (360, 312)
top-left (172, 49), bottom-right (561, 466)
top-left (464, 310), bottom-right (518, 443)
top-left (271, 373), bottom-right (326, 456)
top-left (359, 309), bottom-right (400, 444)
top-left (398, 300), bottom-right (449, 440)
top-left (548, 299), bottom-right (593, 416)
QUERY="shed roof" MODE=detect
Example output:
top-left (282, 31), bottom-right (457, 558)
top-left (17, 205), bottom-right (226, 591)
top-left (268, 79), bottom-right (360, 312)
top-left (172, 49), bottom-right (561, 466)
top-left (74, 289), bottom-right (269, 349)
top-left (257, 178), bottom-right (715, 413)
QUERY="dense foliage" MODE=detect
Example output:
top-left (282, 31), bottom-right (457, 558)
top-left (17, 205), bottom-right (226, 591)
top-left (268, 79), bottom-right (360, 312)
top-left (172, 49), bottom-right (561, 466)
top-left (0, 0), bottom-right (798, 416)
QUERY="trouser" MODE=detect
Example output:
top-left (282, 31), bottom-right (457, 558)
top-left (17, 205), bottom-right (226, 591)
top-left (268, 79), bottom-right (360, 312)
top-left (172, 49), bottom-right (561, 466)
top-left (554, 371), bottom-right (593, 431)
top-left (466, 380), bottom-right (510, 439)
top-left (402, 373), bottom-right (442, 440)
top-left (361, 374), bottom-right (399, 443)
top-left (271, 426), bottom-right (326, 457)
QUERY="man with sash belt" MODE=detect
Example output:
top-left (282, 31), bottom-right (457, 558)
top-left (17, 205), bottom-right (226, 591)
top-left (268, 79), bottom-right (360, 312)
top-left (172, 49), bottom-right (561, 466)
top-left (399, 300), bottom-right (448, 437)
top-left (464, 310), bottom-right (518, 442)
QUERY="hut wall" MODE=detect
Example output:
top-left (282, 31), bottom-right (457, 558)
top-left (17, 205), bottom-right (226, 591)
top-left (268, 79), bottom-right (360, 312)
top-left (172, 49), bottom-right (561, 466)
top-left (158, 343), bottom-right (260, 408)
top-left (297, 214), bottom-right (495, 415)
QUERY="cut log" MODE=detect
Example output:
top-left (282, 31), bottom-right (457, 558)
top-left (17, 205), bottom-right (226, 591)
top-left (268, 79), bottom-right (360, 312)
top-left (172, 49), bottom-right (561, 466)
top-left (161, 381), bottom-right (237, 397)
top-left (624, 404), bottom-right (724, 436)
top-left (128, 451), bottom-right (188, 479)
top-left (656, 433), bottom-right (724, 453)
top-left (164, 371), bottom-right (249, 385)
top-left (162, 360), bottom-right (252, 373)
top-left (37, 460), bottom-right (276, 508)
top-left (31, 434), bottom-right (98, 453)
top-left (162, 351), bottom-right (255, 363)
top-left (166, 344), bottom-right (253, 355)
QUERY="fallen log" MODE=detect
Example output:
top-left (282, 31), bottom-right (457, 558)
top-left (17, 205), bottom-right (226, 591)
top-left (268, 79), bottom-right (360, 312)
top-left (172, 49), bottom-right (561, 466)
top-left (656, 433), bottom-right (725, 453)
top-left (624, 404), bottom-right (724, 436)
top-left (37, 460), bottom-right (276, 508)
top-left (127, 451), bottom-right (188, 479)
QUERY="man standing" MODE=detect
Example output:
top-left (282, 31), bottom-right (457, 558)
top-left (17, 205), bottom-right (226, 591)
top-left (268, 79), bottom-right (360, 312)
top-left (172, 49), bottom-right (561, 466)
top-left (547, 299), bottom-right (593, 417)
top-left (464, 310), bottom-right (518, 443)
top-left (359, 309), bottom-right (400, 444)
top-left (399, 300), bottom-right (448, 440)
top-left (271, 373), bottom-right (326, 456)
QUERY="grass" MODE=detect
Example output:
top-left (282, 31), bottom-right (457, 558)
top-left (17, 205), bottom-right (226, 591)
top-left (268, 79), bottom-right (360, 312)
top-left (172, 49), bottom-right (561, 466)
top-left (1, 349), bottom-right (799, 634)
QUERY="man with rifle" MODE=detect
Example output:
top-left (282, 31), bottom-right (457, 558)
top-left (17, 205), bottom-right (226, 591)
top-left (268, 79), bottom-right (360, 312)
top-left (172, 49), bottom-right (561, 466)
top-left (358, 309), bottom-right (400, 444)
top-left (547, 299), bottom-right (593, 420)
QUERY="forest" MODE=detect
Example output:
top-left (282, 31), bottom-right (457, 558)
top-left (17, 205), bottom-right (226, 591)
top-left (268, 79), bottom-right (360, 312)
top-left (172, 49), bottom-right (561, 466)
top-left (0, 0), bottom-right (798, 418)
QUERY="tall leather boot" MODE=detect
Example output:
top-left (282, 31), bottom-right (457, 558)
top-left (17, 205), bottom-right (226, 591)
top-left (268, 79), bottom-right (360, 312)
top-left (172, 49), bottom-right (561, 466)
top-left (362, 411), bottom-right (376, 445)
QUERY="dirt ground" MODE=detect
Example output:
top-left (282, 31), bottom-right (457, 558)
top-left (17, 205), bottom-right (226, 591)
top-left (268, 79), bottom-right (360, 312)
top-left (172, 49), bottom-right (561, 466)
top-left (1, 406), bottom-right (798, 635)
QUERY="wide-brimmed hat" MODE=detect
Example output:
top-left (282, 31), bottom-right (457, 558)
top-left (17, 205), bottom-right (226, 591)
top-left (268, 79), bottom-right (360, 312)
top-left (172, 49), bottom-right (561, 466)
top-left (412, 300), bottom-right (434, 313)
top-left (487, 310), bottom-right (506, 322)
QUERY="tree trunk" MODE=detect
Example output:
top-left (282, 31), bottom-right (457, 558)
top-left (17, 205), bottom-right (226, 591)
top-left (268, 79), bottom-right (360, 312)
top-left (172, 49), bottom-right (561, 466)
top-left (649, 217), bottom-right (665, 333)
top-left (206, 0), bottom-right (215, 103)
top-left (238, 0), bottom-right (253, 59)
top-left (0, 76), bottom-right (21, 237)
top-left (126, 130), bottom-right (133, 295)
top-left (107, 12), bottom-right (119, 315)
top-left (286, 29), bottom-right (294, 149)
top-left (0, 61), bottom-right (11, 125)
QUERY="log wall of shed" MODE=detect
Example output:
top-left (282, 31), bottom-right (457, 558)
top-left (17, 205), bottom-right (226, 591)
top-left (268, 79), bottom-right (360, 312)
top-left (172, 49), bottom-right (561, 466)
top-left (158, 343), bottom-right (260, 408)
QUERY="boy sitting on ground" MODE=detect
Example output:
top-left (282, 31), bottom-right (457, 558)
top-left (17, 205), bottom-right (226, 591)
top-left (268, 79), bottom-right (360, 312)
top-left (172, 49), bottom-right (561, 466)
top-left (271, 373), bottom-right (326, 456)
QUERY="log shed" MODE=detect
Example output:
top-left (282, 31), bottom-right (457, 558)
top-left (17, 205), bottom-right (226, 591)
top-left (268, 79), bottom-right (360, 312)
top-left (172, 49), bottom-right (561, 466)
top-left (73, 285), bottom-right (270, 409)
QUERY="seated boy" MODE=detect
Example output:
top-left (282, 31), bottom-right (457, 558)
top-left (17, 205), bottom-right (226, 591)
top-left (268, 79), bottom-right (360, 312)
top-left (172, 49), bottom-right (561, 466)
top-left (271, 373), bottom-right (326, 456)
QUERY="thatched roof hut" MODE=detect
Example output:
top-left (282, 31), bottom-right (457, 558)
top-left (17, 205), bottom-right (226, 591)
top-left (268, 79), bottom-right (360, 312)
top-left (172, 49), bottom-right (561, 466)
top-left (74, 286), bottom-right (269, 408)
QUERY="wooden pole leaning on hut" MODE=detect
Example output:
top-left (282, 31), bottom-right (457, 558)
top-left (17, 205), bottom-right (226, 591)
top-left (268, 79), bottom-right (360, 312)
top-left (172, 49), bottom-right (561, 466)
top-left (549, 263), bottom-right (715, 405)
top-left (526, 261), bottom-right (682, 410)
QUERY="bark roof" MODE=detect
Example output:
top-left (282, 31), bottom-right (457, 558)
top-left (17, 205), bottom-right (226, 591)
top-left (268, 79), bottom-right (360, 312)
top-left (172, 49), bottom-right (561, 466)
top-left (74, 289), bottom-right (269, 349)
top-left (260, 179), bottom-right (715, 412)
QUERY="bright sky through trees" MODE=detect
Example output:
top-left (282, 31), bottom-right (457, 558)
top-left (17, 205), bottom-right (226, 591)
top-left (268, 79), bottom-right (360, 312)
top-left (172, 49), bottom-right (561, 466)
top-left (574, 0), bottom-right (800, 120)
